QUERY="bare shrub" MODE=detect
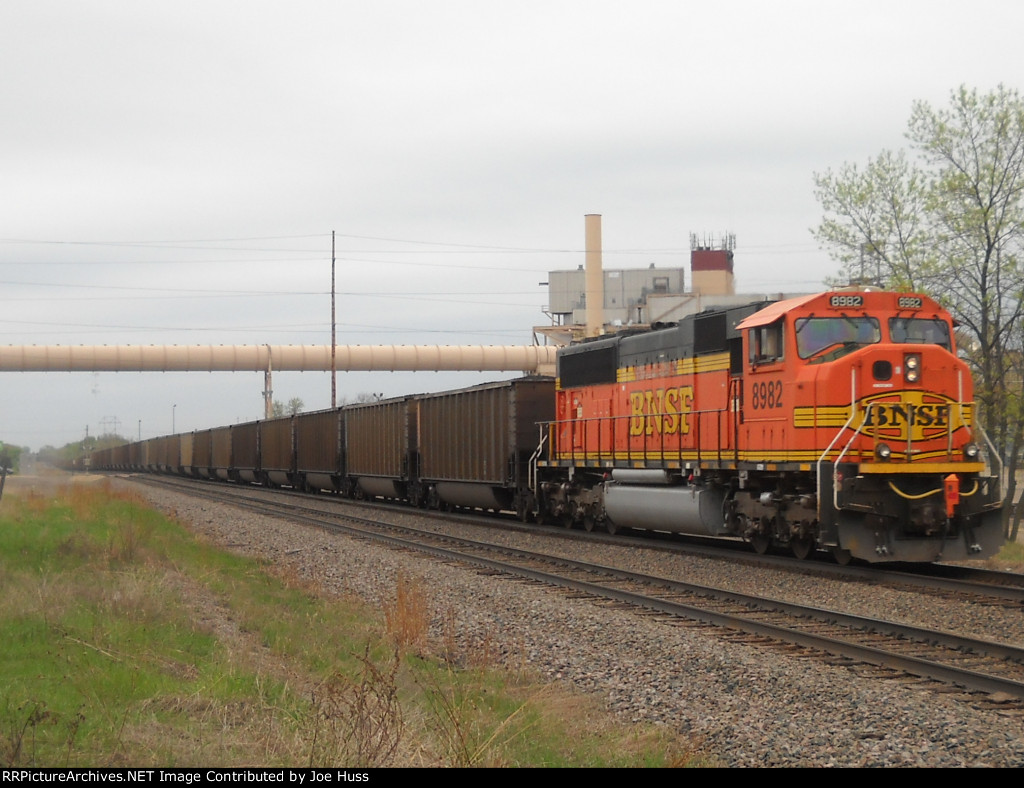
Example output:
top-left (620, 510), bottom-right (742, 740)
top-left (1, 699), bottom-right (63, 767)
top-left (306, 644), bottom-right (404, 767)
top-left (381, 572), bottom-right (428, 654)
top-left (107, 520), bottom-right (142, 564)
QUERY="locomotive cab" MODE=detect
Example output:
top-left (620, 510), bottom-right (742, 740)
top-left (735, 291), bottom-right (1004, 563)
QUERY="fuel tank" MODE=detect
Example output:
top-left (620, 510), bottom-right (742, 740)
top-left (604, 480), bottom-right (728, 535)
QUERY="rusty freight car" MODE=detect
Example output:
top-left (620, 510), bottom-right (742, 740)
top-left (416, 377), bottom-right (555, 516)
top-left (344, 396), bottom-right (416, 501)
top-left (295, 408), bottom-right (344, 492)
top-left (259, 414), bottom-right (294, 487)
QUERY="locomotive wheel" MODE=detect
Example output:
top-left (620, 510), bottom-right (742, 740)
top-left (790, 537), bottom-right (814, 560)
top-left (605, 519), bottom-right (618, 536)
top-left (831, 547), bottom-right (853, 566)
top-left (583, 514), bottom-right (596, 532)
top-left (749, 533), bottom-right (771, 554)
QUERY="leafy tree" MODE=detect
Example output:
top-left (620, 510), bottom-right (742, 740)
top-left (0, 442), bottom-right (21, 474)
top-left (813, 85), bottom-right (1024, 540)
top-left (271, 398), bottom-right (305, 418)
top-left (335, 392), bottom-right (385, 407)
top-left (814, 149), bottom-right (931, 290)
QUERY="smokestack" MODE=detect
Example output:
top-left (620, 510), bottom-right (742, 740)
top-left (585, 214), bottom-right (604, 337)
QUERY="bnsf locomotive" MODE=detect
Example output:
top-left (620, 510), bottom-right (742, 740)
top-left (91, 289), bottom-right (1006, 564)
top-left (538, 289), bottom-right (1004, 563)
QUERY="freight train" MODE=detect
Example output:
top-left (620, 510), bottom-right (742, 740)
top-left (90, 289), bottom-right (1006, 564)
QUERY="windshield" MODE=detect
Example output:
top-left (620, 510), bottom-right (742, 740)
top-left (888, 317), bottom-right (951, 350)
top-left (795, 317), bottom-right (881, 359)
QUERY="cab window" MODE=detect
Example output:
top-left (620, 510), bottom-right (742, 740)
top-left (795, 317), bottom-right (880, 359)
top-left (749, 323), bottom-right (784, 365)
top-left (888, 317), bottom-right (951, 350)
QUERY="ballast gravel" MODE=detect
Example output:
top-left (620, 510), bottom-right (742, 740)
top-left (131, 481), bottom-right (1024, 768)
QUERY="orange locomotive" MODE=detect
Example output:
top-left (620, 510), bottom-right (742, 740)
top-left (535, 289), bottom-right (1005, 563)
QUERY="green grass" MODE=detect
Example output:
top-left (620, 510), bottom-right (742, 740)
top-left (996, 538), bottom-right (1024, 566)
top-left (0, 480), bottom-right (711, 767)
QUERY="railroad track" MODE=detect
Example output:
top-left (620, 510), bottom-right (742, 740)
top-left (132, 475), bottom-right (1024, 710)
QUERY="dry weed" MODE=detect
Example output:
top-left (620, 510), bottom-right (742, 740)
top-left (381, 572), bottom-right (429, 654)
top-left (307, 644), bottom-right (403, 767)
top-left (413, 663), bottom-right (536, 768)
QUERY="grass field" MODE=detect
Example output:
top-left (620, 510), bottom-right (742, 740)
top-left (0, 477), bottom-right (711, 768)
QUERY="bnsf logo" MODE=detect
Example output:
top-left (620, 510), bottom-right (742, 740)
top-left (628, 385), bottom-right (695, 436)
top-left (862, 403), bottom-right (950, 427)
top-left (858, 392), bottom-right (964, 441)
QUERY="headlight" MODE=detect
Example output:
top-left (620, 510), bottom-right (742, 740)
top-left (875, 443), bottom-right (892, 461)
top-left (904, 353), bottom-right (921, 383)
top-left (964, 443), bottom-right (980, 460)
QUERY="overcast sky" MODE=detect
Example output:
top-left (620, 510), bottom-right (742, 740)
top-left (2, 1), bottom-right (1021, 452)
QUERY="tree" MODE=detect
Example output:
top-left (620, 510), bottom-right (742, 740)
top-left (335, 392), bottom-right (385, 407)
top-left (0, 442), bottom-right (21, 474)
top-left (812, 85), bottom-right (1024, 540)
top-left (271, 398), bottom-right (305, 418)
top-left (814, 149), bottom-right (931, 290)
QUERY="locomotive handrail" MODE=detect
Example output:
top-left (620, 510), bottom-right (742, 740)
top-left (544, 408), bottom-right (730, 469)
top-left (952, 368), bottom-right (963, 457)
top-left (955, 369), bottom-right (1004, 487)
top-left (906, 398), bottom-right (914, 459)
top-left (729, 377), bottom-right (742, 467)
top-left (529, 425), bottom-right (550, 495)
top-left (817, 367), bottom-right (860, 514)
top-left (831, 403), bottom-right (872, 512)
top-left (954, 363), bottom-right (1003, 489)
top-left (977, 422), bottom-right (1004, 493)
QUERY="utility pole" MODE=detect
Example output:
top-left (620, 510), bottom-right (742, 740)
top-left (331, 230), bottom-right (337, 409)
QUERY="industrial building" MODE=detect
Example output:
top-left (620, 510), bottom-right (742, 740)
top-left (535, 218), bottom-right (797, 345)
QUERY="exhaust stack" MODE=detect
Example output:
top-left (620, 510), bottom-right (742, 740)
top-left (585, 213), bottom-right (604, 337)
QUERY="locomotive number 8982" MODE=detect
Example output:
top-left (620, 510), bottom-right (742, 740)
top-left (537, 289), bottom-right (1005, 563)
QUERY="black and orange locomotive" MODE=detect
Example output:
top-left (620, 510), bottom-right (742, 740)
top-left (539, 289), bottom-right (1004, 563)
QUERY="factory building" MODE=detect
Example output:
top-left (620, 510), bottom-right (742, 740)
top-left (536, 221), bottom-right (780, 345)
